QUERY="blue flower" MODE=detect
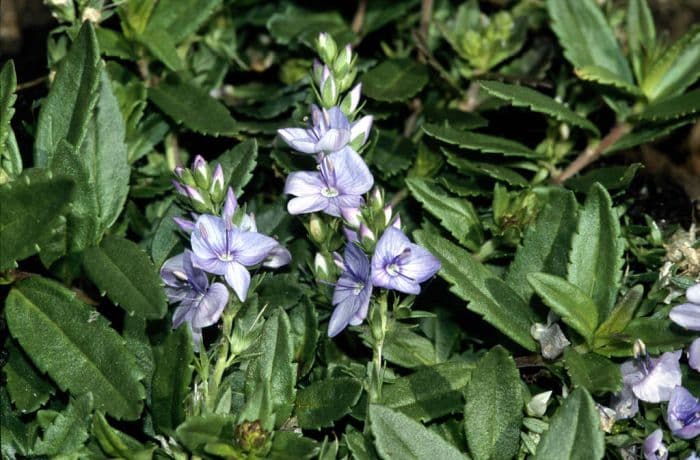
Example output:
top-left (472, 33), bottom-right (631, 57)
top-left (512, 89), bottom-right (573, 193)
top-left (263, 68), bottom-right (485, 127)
top-left (666, 386), bottom-right (700, 440)
top-left (370, 227), bottom-right (441, 295)
top-left (643, 429), bottom-right (667, 460)
top-left (328, 243), bottom-right (372, 337)
top-left (690, 338), bottom-right (700, 372)
top-left (161, 250), bottom-right (229, 350)
top-left (621, 347), bottom-right (682, 403)
top-left (669, 283), bottom-right (700, 331)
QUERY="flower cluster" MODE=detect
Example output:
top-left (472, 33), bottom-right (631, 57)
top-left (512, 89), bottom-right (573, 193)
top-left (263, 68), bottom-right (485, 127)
top-left (161, 156), bottom-right (290, 349)
top-left (277, 33), bottom-right (440, 337)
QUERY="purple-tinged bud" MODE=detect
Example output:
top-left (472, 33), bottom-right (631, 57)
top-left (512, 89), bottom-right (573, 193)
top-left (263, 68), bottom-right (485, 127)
top-left (193, 155), bottom-right (211, 189)
top-left (312, 59), bottom-right (324, 86)
top-left (333, 44), bottom-right (353, 75)
top-left (332, 252), bottom-right (345, 271)
top-left (316, 32), bottom-right (338, 64)
top-left (344, 227), bottom-right (359, 243)
top-left (173, 217), bottom-right (195, 234)
top-left (350, 115), bottom-right (373, 150)
top-left (341, 83), bottom-right (362, 115)
top-left (176, 168), bottom-right (197, 186)
top-left (390, 214), bottom-right (402, 230)
top-left (359, 223), bottom-right (375, 243)
top-left (174, 166), bottom-right (185, 178)
top-left (369, 186), bottom-right (383, 211)
top-left (341, 207), bottom-right (362, 228)
top-left (320, 66), bottom-right (338, 107)
top-left (383, 205), bottom-right (393, 226)
top-left (185, 185), bottom-right (206, 204)
top-left (222, 187), bottom-right (238, 228)
top-left (210, 164), bottom-right (225, 202)
top-left (173, 180), bottom-right (188, 197)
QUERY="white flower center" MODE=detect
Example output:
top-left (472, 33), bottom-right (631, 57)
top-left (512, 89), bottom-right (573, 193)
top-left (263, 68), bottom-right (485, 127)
top-left (321, 187), bottom-right (339, 197)
top-left (386, 263), bottom-right (400, 276)
top-left (353, 283), bottom-right (364, 295)
top-left (219, 252), bottom-right (234, 262)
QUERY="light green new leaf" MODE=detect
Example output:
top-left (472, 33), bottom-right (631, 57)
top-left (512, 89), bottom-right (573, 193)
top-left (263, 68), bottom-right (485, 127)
top-left (480, 81), bottom-right (599, 135)
top-left (34, 22), bottom-right (101, 167)
top-left (424, 124), bottom-right (538, 158)
top-left (506, 188), bottom-right (577, 302)
top-left (636, 88), bottom-right (700, 122)
top-left (414, 230), bottom-right (538, 351)
top-left (151, 327), bottom-right (194, 435)
top-left (361, 59), bottom-right (429, 102)
top-left (370, 405), bottom-right (468, 460)
top-left (528, 273), bottom-right (599, 344)
top-left (295, 378), bottom-right (362, 429)
top-left (546, 0), bottom-right (633, 84)
top-left (175, 414), bottom-right (235, 455)
top-left (464, 346), bottom-right (522, 460)
top-left (244, 309), bottom-right (297, 423)
top-left (3, 339), bottom-right (55, 413)
top-left (215, 138), bottom-right (258, 197)
top-left (406, 177), bottom-right (483, 251)
top-left (33, 393), bottom-right (93, 457)
top-left (382, 361), bottom-right (474, 422)
top-left (574, 65), bottom-right (643, 95)
top-left (566, 183), bottom-right (624, 318)
top-left (594, 285), bottom-right (644, 347)
top-left (627, 0), bottom-right (656, 82)
top-left (148, 81), bottom-right (237, 136)
top-left (563, 349), bottom-right (622, 395)
top-left (5, 277), bottom-right (146, 420)
top-left (92, 411), bottom-right (155, 460)
top-left (642, 26), bottom-right (700, 101)
top-left (83, 235), bottom-right (167, 319)
top-left (534, 388), bottom-right (604, 460)
top-left (0, 60), bottom-right (17, 154)
top-left (0, 170), bottom-right (74, 269)
top-left (146, 0), bottom-right (222, 44)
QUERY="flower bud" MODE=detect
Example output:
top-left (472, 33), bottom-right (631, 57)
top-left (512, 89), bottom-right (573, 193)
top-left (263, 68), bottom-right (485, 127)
top-left (222, 187), bottom-right (238, 227)
top-left (314, 253), bottom-right (331, 279)
top-left (312, 59), bottom-right (324, 87)
top-left (633, 339), bottom-right (647, 359)
top-left (390, 214), bottom-right (402, 230)
top-left (369, 186), bottom-right (384, 211)
top-left (316, 32), bottom-right (338, 64)
top-left (177, 168), bottom-right (197, 186)
top-left (184, 185), bottom-right (211, 212)
top-left (235, 420), bottom-right (269, 453)
top-left (173, 217), bottom-right (195, 234)
top-left (349, 115), bottom-right (373, 150)
top-left (526, 391), bottom-right (552, 417)
top-left (308, 214), bottom-right (326, 244)
top-left (172, 180), bottom-right (188, 197)
top-left (333, 44), bottom-right (353, 76)
top-left (341, 207), bottom-right (362, 228)
top-left (382, 205), bottom-right (393, 226)
top-left (210, 164), bottom-right (225, 203)
top-left (337, 68), bottom-right (357, 93)
top-left (340, 83), bottom-right (362, 115)
top-left (332, 251), bottom-right (346, 271)
top-left (359, 223), bottom-right (376, 244)
top-left (193, 155), bottom-right (211, 189)
top-left (320, 67), bottom-right (338, 107)
top-left (82, 6), bottom-right (101, 23)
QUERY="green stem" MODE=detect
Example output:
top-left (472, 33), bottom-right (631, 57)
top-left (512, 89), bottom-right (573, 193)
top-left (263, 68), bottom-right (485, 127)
top-left (207, 302), bottom-right (236, 412)
top-left (365, 292), bottom-right (389, 432)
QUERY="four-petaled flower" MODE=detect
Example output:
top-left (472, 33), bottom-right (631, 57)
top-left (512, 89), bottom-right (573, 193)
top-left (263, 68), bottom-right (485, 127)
top-left (329, 243), bottom-right (372, 337)
top-left (161, 250), bottom-right (229, 350)
top-left (284, 146), bottom-right (373, 217)
top-left (666, 386), bottom-right (700, 440)
top-left (621, 350), bottom-right (682, 403)
top-left (370, 227), bottom-right (441, 295)
top-left (643, 429), bottom-right (668, 460)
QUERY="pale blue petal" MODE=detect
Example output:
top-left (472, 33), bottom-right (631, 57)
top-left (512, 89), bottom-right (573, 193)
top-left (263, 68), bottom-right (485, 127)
top-left (670, 303), bottom-right (700, 331)
top-left (632, 351), bottom-right (682, 403)
top-left (191, 282), bottom-right (229, 328)
top-left (233, 231), bottom-right (280, 266)
top-left (689, 338), bottom-right (700, 372)
top-left (666, 386), bottom-right (700, 439)
top-left (225, 262), bottom-right (251, 302)
top-left (288, 195), bottom-right (328, 215)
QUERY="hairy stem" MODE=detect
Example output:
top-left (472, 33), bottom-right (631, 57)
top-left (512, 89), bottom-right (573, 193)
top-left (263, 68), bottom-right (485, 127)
top-left (365, 292), bottom-right (389, 432)
top-left (207, 302), bottom-right (236, 412)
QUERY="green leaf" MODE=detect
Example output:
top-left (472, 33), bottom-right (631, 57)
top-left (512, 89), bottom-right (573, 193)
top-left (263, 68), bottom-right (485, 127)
top-left (574, 65), bottom-right (642, 95)
top-left (83, 235), bottom-right (167, 319)
top-left (506, 188), bottom-right (577, 302)
top-left (175, 414), bottom-right (235, 455)
top-left (148, 80), bottom-right (237, 135)
top-left (609, 119), bottom-right (693, 152)
top-left (369, 405), bottom-right (469, 460)
top-left (464, 346), bottom-right (522, 460)
top-left (1, 389), bottom-right (32, 458)
top-left (594, 285), bottom-right (644, 345)
top-left (563, 349), bottom-right (622, 395)
top-left (361, 59), bottom-right (429, 102)
top-left (642, 26), bottom-right (700, 100)
top-left (424, 124), bottom-right (538, 158)
top-left (96, 28), bottom-right (135, 60)
top-left (528, 273), bottom-right (599, 344)
top-left (619, 318), bottom-right (694, 355)
top-left (0, 170), bottom-right (74, 269)
top-left (5, 277), bottom-right (145, 420)
top-left (546, 0), bottom-right (633, 84)
top-left (344, 427), bottom-right (379, 460)
top-left (150, 202), bottom-right (182, 267)
top-left (34, 22), bottom-right (101, 167)
top-left (566, 164), bottom-right (642, 193)
top-left (137, 28), bottom-right (183, 71)
top-left (380, 323), bottom-right (438, 368)
top-left (443, 150), bottom-right (529, 187)
top-left (151, 327), bottom-right (194, 435)
top-left (414, 230), bottom-right (538, 351)
top-left (382, 361), bottom-right (474, 422)
top-left (3, 339), bottom-right (55, 413)
top-left (33, 393), bottom-right (93, 456)
top-left (0, 60), bottom-right (16, 154)
top-left (268, 432), bottom-right (319, 460)
top-left (294, 378), bottom-right (362, 429)
top-left (566, 183), bottom-right (624, 318)
top-left (215, 138), bottom-right (258, 197)
top-left (145, 0), bottom-right (222, 43)
top-left (2, 125), bottom-right (22, 181)
top-left (289, 301), bottom-right (319, 378)
top-left (267, 6), bottom-right (353, 46)
top-left (479, 81), bottom-right (599, 135)
top-left (244, 309), bottom-right (297, 422)
top-left (406, 177), bottom-right (483, 251)
top-left (534, 388), bottom-right (604, 460)
top-left (636, 88), bottom-right (700, 121)
top-left (92, 411), bottom-right (155, 460)
top-left (627, 0), bottom-right (656, 83)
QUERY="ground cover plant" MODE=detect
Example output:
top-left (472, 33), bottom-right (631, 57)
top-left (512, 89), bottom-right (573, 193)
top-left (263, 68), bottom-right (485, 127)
top-left (1, 0), bottom-right (699, 458)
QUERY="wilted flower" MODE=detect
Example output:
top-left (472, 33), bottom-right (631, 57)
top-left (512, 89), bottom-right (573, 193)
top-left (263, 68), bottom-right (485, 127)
top-left (531, 313), bottom-right (570, 360)
top-left (284, 147), bottom-right (373, 217)
top-left (669, 283), bottom-right (700, 330)
top-left (666, 386), bottom-right (700, 440)
top-left (161, 250), bottom-right (229, 350)
top-left (611, 385), bottom-right (639, 420)
top-left (329, 243), bottom-right (373, 337)
top-left (643, 429), bottom-right (668, 460)
top-left (620, 341), bottom-right (682, 403)
top-left (370, 227), bottom-right (441, 295)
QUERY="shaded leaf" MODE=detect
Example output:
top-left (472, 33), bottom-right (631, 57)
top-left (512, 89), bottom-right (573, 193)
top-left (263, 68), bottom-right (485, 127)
top-left (444, 150), bottom-right (529, 186)
top-left (563, 349), bottom-right (622, 395)
top-left (33, 394), bottom-right (93, 456)
top-left (92, 411), bottom-right (155, 460)
top-left (627, 0), bottom-right (656, 82)
top-left (3, 339), bottom-right (55, 413)
top-left (574, 65), bottom-right (642, 95)
top-left (566, 164), bottom-right (642, 193)
top-left (175, 415), bottom-right (235, 455)
top-left (146, 0), bottom-right (222, 43)
top-left (0, 60), bottom-right (16, 154)
top-left (295, 378), bottom-right (362, 429)
top-left (424, 123), bottom-right (538, 158)
top-left (268, 432), bottom-right (319, 460)
top-left (215, 138), bottom-right (258, 197)
top-left (642, 26), bottom-right (700, 100)
top-left (361, 59), bottom-right (429, 102)
top-left (267, 6), bottom-right (353, 46)
top-left (636, 88), bottom-right (700, 121)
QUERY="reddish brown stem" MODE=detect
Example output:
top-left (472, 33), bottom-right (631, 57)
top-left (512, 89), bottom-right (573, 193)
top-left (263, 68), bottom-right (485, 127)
top-left (351, 0), bottom-right (367, 34)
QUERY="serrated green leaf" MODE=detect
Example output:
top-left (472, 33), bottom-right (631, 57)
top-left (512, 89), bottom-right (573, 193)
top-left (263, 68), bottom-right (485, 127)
top-left (1, 389), bottom-right (32, 458)
top-left (642, 25), bottom-right (700, 100)
top-left (34, 22), bottom-right (101, 167)
top-left (83, 235), bottom-right (167, 319)
top-left (344, 427), bottom-right (378, 460)
top-left (574, 65), bottom-right (643, 95)
top-left (148, 81), bottom-right (237, 135)
top-left (295, 378), bottom-right (362, 429)
top-left (606, 318), bottom-right (695, 356)
top-left (443, 150), bottom-right (529, 186)
top-left (367, 130), bottom-right (414, 178)
top-left (150, 202), bottom-right (182, 267)
top-left (464, 346), bottom-right (522, 460)
top-left (424, 124), bottom-right (538, 158)
top-left (382, 361), bottom-right (474, 422)
top-left (566, 183), bottom-right (624, 318)
top-left (506, 188), bottom-right (577, 302)
top-left (594, 285), bottom-right (644, 346)
top-left (268, 432), bottom-right (319, 460)
top-left (175, 414), bottom-right (235, 454)
top-left (146, 0), bottom-right (222, 44)
top-left (563, 349), bottom-right (622, 395)
top-left (361, 59), bottom-right (428, 102)
top-left (627, 0), bottom-right (656, 83)
top-left (609, 119), bottom-right (693, 152)
top-left (3, 339), bottom-right (55, 413)
top-left (546, 0), bottom-right (633, 84)
top-left (267, 6), bottom-right (354, 46)
top-left (636, 88), bottom-right (700, 122)
top-left (2, 126), bottom-right (22, 181)
top-left (151, 327), bottom-right (193, 435)
top-left (566, 164), bottom-right (642, 193)
top-left (5, 277), bottom-right (145, 420)
top-left (33, 393), bottom-right (93, 456)
top-left (406, 177), bottom-right (483, 251)
top-left (414, 230), bottom-right (538, 351)
top-left (215, 138), bottom-right (258, 197)
top-left (534, 388), bottom-right (604, 460)
top-left (244, 309), bottom-right (297, 423)
top-left (0, 60), bottom-right (17, 155)
top-left (92, 411), bottom-right (155, 460)
top-left (480, 81), bottom-right (599, 135)
top-left (0, 170), bottom-right (74, 269)
top-left (369, 405), bottom-right (469, 460)
top-left (137, 28), bottom-right (183, 71)
top-left (528, 273), bottom-right (599, 344)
